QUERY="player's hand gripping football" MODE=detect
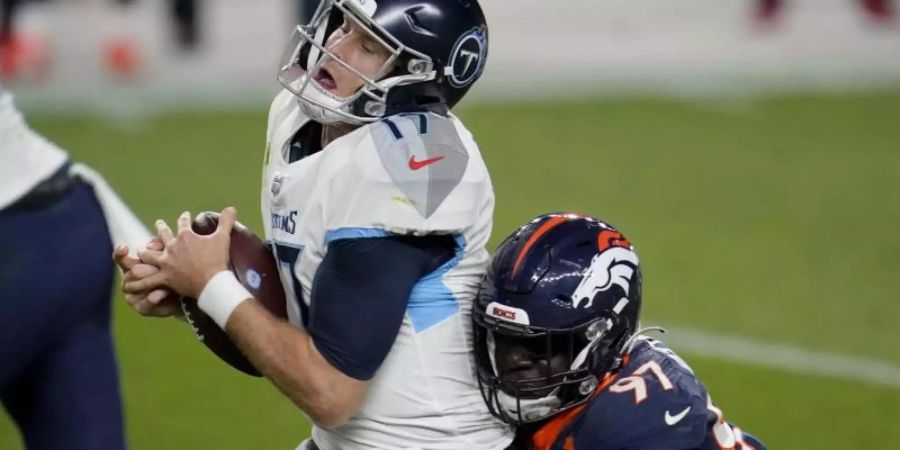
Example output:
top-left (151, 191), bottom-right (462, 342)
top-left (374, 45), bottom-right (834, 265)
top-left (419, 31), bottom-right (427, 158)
top-left (114, 238), bottom-right (182, 317)
top-left (123, 207), bottom-right (236, 299)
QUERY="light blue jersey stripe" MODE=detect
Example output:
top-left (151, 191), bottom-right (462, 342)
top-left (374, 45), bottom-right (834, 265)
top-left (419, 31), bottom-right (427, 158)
top-left (324, 227), bottom-right (390, 244)
top-left (322, 228), bottom-right (467, 333)
top-left (407, 235), bottom-right (466, 333)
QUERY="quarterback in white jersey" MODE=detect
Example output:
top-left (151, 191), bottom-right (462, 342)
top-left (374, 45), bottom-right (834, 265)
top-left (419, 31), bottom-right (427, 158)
top-left (119, 0), bottom-right (513, 448)
top-left (262, 90), bottom-right (504, 448)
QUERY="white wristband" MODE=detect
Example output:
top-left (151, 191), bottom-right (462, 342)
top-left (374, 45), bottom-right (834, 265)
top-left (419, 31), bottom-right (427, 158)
top-left (197, 270), bottom-right (252, 329)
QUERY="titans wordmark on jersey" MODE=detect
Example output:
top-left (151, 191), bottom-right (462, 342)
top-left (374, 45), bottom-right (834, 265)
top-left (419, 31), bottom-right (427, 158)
top-left (260, 89), bottom-right (513, 450)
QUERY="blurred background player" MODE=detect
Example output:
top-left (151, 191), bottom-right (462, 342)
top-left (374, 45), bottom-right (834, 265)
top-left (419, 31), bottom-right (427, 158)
top-left (117, 0), bottom-right (513, 448)
top-left (0, 0), bottom-right (50, 79)
top-left (0, 0), bottom-right (202, 80)
top-left (0, 83), bottom-right (148, 449)
top-left (168, 0), bottom-right (200, 51)
top-left (473, 213), bottom-right (767, 450)
top-left (755, 0), bottom-right (895, 24)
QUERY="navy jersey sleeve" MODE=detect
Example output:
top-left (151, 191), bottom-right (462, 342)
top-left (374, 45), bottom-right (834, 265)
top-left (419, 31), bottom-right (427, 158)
top-left (306, 234), bottom-right (455, 380)
top-left (569, 339), bottom-right (711, 450)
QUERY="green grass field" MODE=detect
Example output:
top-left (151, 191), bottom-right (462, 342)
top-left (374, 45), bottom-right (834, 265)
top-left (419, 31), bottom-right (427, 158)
top-left (3, 91), bottom-right (900, 449)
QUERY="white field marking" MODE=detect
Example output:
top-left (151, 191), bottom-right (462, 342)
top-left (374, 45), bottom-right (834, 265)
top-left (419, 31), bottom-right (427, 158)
top-left (660, 326), bottom-right (900, 389)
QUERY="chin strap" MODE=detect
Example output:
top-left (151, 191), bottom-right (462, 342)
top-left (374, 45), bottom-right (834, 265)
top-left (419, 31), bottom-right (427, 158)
top-left (496, 389), bottom-right (562, 424)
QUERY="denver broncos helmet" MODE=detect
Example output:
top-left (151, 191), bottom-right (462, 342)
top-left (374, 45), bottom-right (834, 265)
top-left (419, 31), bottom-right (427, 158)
top-left (278, 0), bottom-right (489, 124)
top-left (473, 213), bottom-right (643, 425)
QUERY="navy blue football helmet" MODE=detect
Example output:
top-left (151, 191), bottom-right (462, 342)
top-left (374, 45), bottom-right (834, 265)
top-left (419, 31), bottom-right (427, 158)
top-left (278, 0), bottom-right (488, 124)
top-left (473, 213), bottom-right (643, 425)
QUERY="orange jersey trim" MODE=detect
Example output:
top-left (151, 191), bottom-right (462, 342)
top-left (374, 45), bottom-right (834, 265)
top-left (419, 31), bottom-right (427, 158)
top-left (531, 358), bottom-right (628, 450)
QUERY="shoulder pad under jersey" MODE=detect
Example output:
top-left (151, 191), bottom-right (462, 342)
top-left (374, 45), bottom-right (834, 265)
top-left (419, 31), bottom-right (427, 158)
top-left (321, 113), bottom-right (486, 238)
top-left (369, 113), bottom-right (470, 219)
top-left (570, 338), bottom-right (711, 450)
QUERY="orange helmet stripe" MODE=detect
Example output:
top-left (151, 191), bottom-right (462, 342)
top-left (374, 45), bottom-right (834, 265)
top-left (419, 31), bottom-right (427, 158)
top-left (511, 215), bottom-right (568, 278)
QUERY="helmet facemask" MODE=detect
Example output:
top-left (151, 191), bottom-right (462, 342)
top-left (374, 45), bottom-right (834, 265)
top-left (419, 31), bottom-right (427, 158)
top-left (277, 0), bottom-right (437, 125)
top-left (473, 306), bottom-right (630, 425)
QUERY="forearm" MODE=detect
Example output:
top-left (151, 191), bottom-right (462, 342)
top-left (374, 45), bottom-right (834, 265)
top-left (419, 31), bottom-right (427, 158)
top-left (224, 299), bottom-right (367, 427)
top-left (123, 211), bottom-right (368, 426)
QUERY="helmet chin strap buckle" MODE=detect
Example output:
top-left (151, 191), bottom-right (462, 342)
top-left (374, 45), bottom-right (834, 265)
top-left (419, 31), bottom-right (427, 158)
top-left (497, 389), bottom-right (562, 423)
top-left (408, 59), bottom-right (432, 75)
top-left (578, 376), bottom-right (599, 396)
top-left (364, 101), bottom-right (386, 117)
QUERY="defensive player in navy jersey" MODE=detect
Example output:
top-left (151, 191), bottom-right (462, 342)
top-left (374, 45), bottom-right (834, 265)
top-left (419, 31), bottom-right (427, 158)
top-left (473, 213), bottom-right (768, 450)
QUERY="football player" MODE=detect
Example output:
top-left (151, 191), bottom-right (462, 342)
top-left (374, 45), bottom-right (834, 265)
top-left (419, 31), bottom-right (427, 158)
top-left (0, 83), bottom-right (149, 449)
top-left (117, 0), bottom-right (513, 449)
top-left (473, 213), bottom-right (768, 450)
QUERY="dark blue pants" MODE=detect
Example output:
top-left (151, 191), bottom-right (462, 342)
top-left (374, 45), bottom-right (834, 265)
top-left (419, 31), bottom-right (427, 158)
top-left (0, 180), bottom-right (125, 450)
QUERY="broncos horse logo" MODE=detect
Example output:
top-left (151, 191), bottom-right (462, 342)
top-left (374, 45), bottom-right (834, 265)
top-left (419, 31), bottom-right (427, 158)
top-left (571, 230), bottom-right (639, 309)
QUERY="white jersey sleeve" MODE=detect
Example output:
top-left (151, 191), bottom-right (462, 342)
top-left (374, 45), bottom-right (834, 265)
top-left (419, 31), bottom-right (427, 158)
top-left (321, 113), bottom-right (488, 241)
top-left (0, 88), bottom-right (68, 210)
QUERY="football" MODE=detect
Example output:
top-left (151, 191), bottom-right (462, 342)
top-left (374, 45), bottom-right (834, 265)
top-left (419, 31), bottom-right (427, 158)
top-left (180, 211), bottom-right (287, 377)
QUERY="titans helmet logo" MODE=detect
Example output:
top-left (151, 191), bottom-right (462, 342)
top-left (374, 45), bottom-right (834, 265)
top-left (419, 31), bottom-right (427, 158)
top-left (448, 27), bottom-right (487, 88)
top-left (571, 246), bottom-right (639, 310)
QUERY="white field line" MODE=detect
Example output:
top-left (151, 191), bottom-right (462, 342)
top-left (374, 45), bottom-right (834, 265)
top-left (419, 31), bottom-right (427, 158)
top-left (662, 326), bottom-right (900, 389)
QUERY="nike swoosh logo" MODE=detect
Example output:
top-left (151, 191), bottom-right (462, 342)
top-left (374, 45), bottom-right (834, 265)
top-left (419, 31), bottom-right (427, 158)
top-left (408, 155), bottom-right (445, 171)
top-left (664, 406), bottom-right (692, 426)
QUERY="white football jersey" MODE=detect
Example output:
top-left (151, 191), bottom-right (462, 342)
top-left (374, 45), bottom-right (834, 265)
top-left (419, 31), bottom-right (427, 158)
top-left (261, 89), bottom-right (513, 450)
top-left (262, 91), bottom-right (513, 450)
top-left (0, 87), bottom-right (68, 210)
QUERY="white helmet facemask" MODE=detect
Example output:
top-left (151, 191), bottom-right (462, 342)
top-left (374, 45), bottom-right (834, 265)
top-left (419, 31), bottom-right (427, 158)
top-left (277, 0), bottom-right (437, 125)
